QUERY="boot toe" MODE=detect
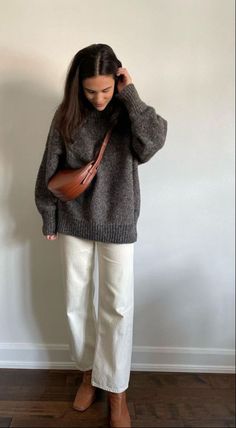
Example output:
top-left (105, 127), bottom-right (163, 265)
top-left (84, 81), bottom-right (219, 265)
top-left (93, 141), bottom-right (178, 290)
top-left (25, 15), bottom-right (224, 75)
top-left (108, 391), bottom-right (131, 427)
top-left (73, 385), bottom-right (97, 411)
top-left (73, 371), bottom-right (97, 412)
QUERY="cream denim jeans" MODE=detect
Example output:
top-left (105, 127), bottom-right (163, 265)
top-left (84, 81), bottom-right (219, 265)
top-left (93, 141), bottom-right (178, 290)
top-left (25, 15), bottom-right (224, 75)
top-left (58, 233), bottom-right (134, 393)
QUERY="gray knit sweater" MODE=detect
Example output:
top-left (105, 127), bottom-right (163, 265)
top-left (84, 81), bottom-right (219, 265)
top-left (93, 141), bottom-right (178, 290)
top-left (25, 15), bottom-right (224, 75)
top-left (34, 83), bottom-right (167, 243)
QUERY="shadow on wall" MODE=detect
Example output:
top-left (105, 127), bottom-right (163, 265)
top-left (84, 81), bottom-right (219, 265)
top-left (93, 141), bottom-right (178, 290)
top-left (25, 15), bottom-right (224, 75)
top-left (0, 56), bottom-right (69, 351)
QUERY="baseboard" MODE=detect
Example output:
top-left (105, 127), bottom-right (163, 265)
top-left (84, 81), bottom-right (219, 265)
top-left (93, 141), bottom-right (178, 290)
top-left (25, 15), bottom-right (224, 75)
top-left (0, 343), bottom-right (234, 373)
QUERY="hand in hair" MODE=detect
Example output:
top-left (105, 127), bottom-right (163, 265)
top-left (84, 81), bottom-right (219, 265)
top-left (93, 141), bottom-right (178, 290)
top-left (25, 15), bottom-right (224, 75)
top-left (116, 67), bottom-right (133, 93)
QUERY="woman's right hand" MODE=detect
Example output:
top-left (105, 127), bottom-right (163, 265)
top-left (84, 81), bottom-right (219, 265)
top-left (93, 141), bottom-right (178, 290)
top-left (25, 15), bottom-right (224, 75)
top-left (46, 234), bottom-right (58, 240)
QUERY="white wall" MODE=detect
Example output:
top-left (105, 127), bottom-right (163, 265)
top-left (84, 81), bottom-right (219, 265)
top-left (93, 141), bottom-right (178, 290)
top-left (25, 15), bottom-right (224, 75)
top-left (0, 0), bottom-right (234, 371)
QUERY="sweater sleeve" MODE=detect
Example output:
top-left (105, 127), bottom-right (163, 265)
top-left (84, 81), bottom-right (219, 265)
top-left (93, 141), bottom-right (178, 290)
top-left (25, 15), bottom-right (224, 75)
top-left (116, 83), bottom-right (168, 164)
top-left (34, 115), bottom-right (65, 236)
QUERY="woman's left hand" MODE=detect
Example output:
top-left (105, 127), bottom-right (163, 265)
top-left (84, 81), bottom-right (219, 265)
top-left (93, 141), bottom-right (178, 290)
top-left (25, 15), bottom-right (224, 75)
top-left (116, 67), bottom-right (133, 93)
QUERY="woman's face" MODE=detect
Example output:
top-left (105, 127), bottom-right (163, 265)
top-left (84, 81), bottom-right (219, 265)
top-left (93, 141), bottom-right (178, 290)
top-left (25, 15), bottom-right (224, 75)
top-left (82, 74), bottom-right (115, 111)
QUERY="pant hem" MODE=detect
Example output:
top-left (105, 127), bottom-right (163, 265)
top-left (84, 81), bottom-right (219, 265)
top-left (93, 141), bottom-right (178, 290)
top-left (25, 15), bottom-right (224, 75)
top-left (74, 364), bottom-right (93, 372)
top-left (91, 379), bottom-right (128, 393)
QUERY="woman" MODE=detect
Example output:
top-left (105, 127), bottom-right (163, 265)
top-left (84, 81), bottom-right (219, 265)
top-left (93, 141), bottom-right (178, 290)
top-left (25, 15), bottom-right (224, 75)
top-left (34, 43), bottom-right (167, 427)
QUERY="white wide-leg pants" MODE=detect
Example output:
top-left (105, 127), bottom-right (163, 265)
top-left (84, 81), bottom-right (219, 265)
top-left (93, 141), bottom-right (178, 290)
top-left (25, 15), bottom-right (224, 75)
top-left (58, 233), bottom-right (134, 393)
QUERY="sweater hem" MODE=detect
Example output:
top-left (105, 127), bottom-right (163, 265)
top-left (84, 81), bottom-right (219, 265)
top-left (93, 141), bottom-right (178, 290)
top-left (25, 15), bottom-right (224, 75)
top-left (57, 218), bottom-right (137, 244)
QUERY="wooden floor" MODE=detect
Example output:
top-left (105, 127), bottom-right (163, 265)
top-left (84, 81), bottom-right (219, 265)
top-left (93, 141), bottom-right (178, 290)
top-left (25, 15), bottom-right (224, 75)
top-left (0, 369), bottom-right (235, 427)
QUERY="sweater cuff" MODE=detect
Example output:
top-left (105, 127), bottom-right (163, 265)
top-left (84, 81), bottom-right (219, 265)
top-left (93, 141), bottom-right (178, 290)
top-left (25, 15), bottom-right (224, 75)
top-left (41, 210), bottom-right (57, 236)
top-left (116, 83), bottom-right (147, 115)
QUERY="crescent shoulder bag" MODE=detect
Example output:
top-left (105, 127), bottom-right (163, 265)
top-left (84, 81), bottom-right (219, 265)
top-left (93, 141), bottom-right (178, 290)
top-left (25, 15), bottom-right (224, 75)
top-left (47, 127), bottom-right (113, 202)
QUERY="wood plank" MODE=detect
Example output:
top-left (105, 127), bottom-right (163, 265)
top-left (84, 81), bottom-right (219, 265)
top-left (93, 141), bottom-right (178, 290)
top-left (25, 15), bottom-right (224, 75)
top-left (0, 369), bottom-right (234, 428)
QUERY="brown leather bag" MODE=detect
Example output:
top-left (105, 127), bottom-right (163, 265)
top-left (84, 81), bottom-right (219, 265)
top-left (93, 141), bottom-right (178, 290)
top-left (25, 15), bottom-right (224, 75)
top-left (48, 127), bottom-right (113, 202)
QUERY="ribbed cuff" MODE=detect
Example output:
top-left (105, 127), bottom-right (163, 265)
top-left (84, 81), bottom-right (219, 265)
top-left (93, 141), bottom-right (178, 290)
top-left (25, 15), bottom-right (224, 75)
top-left (42, 210), bottom-right (57, 236)
top-left (116, 83), bottom-right (147, 115)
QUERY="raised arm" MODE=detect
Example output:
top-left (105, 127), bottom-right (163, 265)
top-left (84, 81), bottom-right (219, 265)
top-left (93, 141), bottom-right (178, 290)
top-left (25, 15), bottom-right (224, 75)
top-left (116, 83), bottom-right (167, 164)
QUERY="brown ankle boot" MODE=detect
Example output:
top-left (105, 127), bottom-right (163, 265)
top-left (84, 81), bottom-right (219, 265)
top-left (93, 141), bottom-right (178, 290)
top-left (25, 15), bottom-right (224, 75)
top-left (73, 369), bottom-right (97, 412)
top-left (108, 391), bottom-right (131, 427)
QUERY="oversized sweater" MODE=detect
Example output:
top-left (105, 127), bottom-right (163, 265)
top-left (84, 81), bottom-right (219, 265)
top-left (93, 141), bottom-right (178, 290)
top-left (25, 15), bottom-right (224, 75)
top-left (34, 83), bottom-right (168, 244)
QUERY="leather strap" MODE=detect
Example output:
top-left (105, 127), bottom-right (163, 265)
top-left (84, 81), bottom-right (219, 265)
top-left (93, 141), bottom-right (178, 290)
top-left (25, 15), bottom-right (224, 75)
top-left (92, 126), bottom-right (114, 169)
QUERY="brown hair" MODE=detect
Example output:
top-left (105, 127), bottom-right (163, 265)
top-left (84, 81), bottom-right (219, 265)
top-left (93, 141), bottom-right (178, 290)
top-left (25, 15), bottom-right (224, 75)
top-left (53, 43), bottom-right (124, 144)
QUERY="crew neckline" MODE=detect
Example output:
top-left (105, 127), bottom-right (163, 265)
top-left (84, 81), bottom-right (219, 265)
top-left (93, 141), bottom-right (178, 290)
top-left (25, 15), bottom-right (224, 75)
top-left (89, 105), bottom-right (111, 121)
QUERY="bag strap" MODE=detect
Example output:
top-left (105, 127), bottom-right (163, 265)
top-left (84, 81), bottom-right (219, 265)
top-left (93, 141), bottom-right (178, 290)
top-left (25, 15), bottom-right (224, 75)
top-left (92, 126), bottom-right (114, 169)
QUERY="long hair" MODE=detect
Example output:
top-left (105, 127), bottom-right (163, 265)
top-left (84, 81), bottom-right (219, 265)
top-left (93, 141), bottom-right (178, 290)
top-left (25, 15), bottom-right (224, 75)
top-left (53, 43), bottom-right (125, 144)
